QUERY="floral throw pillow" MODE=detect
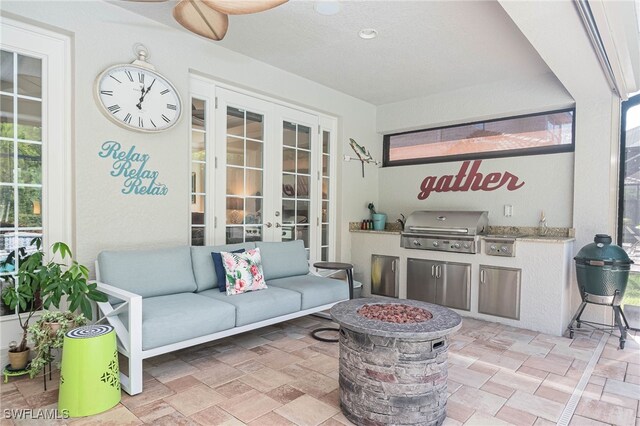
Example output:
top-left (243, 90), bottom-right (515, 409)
top-left (221, 248), bottom-right (267, 295)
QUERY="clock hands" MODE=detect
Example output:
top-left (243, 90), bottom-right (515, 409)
top-left (136, 78), bottom-right (156, 110)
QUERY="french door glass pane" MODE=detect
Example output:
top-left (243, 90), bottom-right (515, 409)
top-left (281, 121), bottom-right (312, 249)
top-left (320, 130), bottom-right (331, 260)
top-left (225, 106), bottom-right (264, 243)
top-left (190, 97), bottom-right (207, 246)
top-left (1, 50), bottom-right (44, 316)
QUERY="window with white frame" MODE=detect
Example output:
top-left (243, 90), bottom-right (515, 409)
top-left (0, 19), bottom-right (71, 319)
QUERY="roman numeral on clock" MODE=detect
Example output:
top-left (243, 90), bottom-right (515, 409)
top-left (100, 90), bottom-right (113, 96)
top-left (138, 73), bottom-right (144, 84)
top-left (167, 104), bottom-right (177, 110)
top-left (139, 117), bottom-right (144, 128)
top-left (109, 75), bottom-right (122, 84)
top-left (150, 119), bottom-right (157, 128)
top-left (125, 70), bottom-right (134, 82)
top-left (108, 104), bottom-right (120, 113)
top-left (124, 113), bottom-right (132, 124)
top-left (160, 89), bottom-right (170, 95)
top-left (161, 114), bottom-right (170, 123)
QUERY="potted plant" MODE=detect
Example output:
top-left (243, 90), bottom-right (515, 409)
top-left (28, 311), bottom-right (87, 378)
top-left (1, 238), bottom-right (107, 370)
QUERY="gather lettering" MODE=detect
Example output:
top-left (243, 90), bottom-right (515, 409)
top-left (98, 141), bottom-right (168, 196)
top-left (417, 160), bottom-right (524, 200)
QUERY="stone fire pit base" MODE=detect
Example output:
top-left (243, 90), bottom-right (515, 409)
top-left (331, 298), bottom-right (462, 426)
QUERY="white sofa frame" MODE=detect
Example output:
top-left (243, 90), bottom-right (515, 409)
top-left (94, 262), bottom-right (347, 395)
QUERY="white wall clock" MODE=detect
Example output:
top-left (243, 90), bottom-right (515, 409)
top-left (95, 46), bottom-right (182, 132)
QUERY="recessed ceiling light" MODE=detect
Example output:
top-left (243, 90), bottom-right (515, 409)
top-left (314, 1), bottom-right (341, 16)
top-left (358, 28), bottom-right (378, 39)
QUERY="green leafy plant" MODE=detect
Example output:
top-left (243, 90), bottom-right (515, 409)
top-left (1, 238), bottom-right (107, 353)
top-left (28, 311), bottom-right (87, 378)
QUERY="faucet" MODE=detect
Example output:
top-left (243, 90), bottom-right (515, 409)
top-left (396, 214), bottom-right (406, 230)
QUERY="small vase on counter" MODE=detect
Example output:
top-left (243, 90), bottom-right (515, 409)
top-left (538, 210), bottom-right (548, 236)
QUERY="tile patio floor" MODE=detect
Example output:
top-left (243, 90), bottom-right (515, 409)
top-left (1, 315), bottom-right (639, 425)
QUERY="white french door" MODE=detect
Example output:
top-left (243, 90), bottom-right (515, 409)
top-left (212, 88), bottom-right (328, 258)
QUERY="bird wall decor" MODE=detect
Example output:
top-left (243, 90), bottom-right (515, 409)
top-left (345, 138), bottom-right (380, 178)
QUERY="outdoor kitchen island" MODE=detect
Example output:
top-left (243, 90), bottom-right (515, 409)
top-left (350, 227), bottom-right (575, 336)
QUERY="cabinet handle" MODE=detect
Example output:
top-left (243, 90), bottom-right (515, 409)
top-left (480, 269), bottom-right (485, 283)
top-left (436, 265), bottom-right (442, 278)
top-left (391, 260), bottom-right (396, 273)
top-left (431, 264), bottom-right (435, 277)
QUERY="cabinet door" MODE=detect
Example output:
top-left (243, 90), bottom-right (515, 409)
top-left (439, 262), bottom-right (471, 311)
top-left (478, 265), bottom-right (521, 320)
top-left (371, 255), bottom-right (399, 297)
top-left (407, 258), bottom-right (437, 303)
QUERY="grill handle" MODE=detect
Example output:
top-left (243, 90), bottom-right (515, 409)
top-left (408, 226), bottom-right (469, 234)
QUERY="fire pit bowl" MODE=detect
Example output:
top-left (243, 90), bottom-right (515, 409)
top-left (331, 298), bottom-right (462, 426)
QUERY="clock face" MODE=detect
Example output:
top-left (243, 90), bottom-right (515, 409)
top-left (96, 64), bottom-right (182, 132)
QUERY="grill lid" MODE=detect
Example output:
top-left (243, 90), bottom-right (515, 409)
top-left (403, 210), bottom-right (488, 236)
top-left (574, 234), bottom-right (633, 266)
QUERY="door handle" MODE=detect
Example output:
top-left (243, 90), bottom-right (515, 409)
top-left (480, 269), bottom-right (485, 283)
top-left (275, 223), bottom-right (281, 228)
top-left (265, 222), bottom-right (273, 228)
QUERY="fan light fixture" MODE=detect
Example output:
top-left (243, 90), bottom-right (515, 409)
top-left (358, 28), bottom-right (378, 39)
top-left (135, 0), bottom-right (289, 41)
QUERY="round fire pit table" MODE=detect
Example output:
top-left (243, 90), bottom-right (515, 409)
top-left (331, 298), bottom-right (462, 426)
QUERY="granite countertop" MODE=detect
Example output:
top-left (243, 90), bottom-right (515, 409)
top-left (350, 229), bottom-right (401, 235)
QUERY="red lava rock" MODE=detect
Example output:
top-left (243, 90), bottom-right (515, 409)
top-left (357, 304), bottom-right (432, 323)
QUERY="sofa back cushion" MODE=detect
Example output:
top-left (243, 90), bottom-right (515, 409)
top-left (97, 246), bottom-right (197, 299)
top-left (256, 240), bottom-right (309, 280)
top-left (191, 243), bottom-right (256, 291)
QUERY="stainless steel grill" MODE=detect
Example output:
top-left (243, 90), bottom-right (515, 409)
top-left (401, 210), bottom-right (488, 254)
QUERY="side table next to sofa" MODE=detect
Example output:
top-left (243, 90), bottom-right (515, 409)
top-left (311, 262), bottom-right (355, 342)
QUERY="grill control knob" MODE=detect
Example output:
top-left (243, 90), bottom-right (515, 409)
top-left (463, 243), bottom-right (471, 249)
top-left (490, 245), bottom-right (497, 251)
top-left (453, 243), bottom-right (460, 249)
top-left (501, 246), bottom-right (509, 252)
top-left (432, 241), bottom-right (439, 247)
top-left (413, 240), bottom-right (422, 246)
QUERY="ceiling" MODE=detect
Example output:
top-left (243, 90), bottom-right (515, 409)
top-left (114, 0), bottom-right (554, 106)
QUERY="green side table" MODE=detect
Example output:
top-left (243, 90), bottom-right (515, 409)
top-left (58, 325), bottom-right (120, 417)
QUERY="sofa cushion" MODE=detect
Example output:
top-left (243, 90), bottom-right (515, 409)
top-left (191, 243), bottom-right (256, 292)
top-left (212, 249), bottom-right (245, 292)
top-left (98, 246), bottom-right (197, 300)
top-left (118, 293), bottom-right (236, 350)
top-left (255, 240), bottom-right (309, 280)
top-left (199, 286), bottom-right (301, 327)
top-left (267, 274), bottom-right (348, 310)
top-left (221, 248), bottom-right (267, 296)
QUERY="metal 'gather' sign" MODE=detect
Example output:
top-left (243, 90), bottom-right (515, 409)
top-left (98, 141), bottom-right (168, 196)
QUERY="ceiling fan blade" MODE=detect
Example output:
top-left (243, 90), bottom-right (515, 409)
top-left (122, 0), bottom-right (170, 2)
top-left (203, 0), bottom-right (288, 15)
top-left (173, 0), bottom-right (229, 41)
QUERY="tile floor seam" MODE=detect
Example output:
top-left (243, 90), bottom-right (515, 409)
top-left (557, 331), bottom-right (609, 426)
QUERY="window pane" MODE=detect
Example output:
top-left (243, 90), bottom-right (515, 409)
top-left (0, 140), bottom-right (13, 183)
top-left (322, 178), bottom-right (329, 200)
top-left (297, 175), bottom-right (309, 199)
top-left (297, 200), bottom-right (309, 224)
top-left (387, 110), bottom-right (574, 164)
top-left (322, 201), bottom-right (329, 223)
top-left (1, 94), bottom-right (14, 138)
top-left (246, 140), bottom-right (263, 169)
top-left (322, 154), bottom-right (329, 177)
top-left (191, 227), bottom-right (205, 246)
top-left (621, 103), bottom-right (640, 263)
top-left (322, 130), bottom-right (330, 154)
top-left (296, 225), bottom-right (309, 248)
top-left (226, 167), bottom-right (244, 196)
top-left (283, 122), bottom-right (296, 147)
top-left (282, 199), bottom-right (295, 224)
top-left (246, 112), bottom-right (263, 140)
top-left (283, 148), bottom-right (295, 173)
top-left (226, 197), bottom-right (244, 224)
top-left (18, 187), bottom-right (41, 227)
top-left (246, 169), bottom-right (262, 197)
top-left (17, 98), bottom-right (41, 141)
top-left (192, 98), bottom-right (206, 131)
top-left (191, 195), bottom-right (205, 225)
top-left (1, 51), bottom-right (14, 93)
top-left (322, 224), bottom-right (328, 245)
top-left (227, 137), bottom-right (244, 167)
top-left (17, 142), bottom-right (41, 184)
top-left (245, 226), bottom-right (262, 242)
top-left (282, 174), bottom-right (295, 198)
top-left (192, 162), bottom-right (205, 193)
top-left (298, 125), bottom-right (310, 149)
top-left (227, 107), bottom-right (244, 137)
top-left (297, 149), bottom-right (310, 174)
top-left (226, 226), bottom-right (244, 244)
top-left (0, 187), bottom-right (15, 228)
top-left (192, 131), bottom-right (205, 160)
top-left (244, 197), bottom-right (262, 224)
top-left (17, 54), bottom-right (42, 98)
top-left (282, 225), bottom-right (294, 242)
top-left (321, 247), bottom-right (328, 262)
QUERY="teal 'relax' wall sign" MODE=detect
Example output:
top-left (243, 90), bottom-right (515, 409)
top-left (98, 141), bottom-right (168, 195)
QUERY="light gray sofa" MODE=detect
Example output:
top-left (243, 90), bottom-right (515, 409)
top-left (94, 240), bottom-right (349, 395)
